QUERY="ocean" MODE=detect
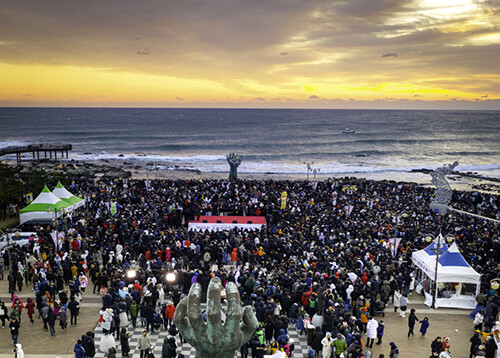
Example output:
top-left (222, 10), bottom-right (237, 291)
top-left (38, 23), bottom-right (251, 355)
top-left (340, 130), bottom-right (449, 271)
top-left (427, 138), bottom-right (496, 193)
top-left (0, 108), bottom-right (499, 180)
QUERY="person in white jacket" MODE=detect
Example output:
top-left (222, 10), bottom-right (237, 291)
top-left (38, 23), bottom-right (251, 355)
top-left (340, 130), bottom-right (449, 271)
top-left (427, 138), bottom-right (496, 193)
top-left (366, 317), bottom-right (379, 348)
top-left (394, 289), bottom-right (402, 313)
top-left (321, 332), bottom-right (334, 358)
top-left (14, 343), bottom-right (24, 358)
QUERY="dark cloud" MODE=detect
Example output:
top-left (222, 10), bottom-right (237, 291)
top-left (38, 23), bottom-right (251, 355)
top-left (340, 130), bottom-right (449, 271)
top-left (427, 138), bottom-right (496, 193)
top-left (309, 95), bottom-right (320, 100)
top-left (254, 97), bottom-right (266, 101)
top-left (176, 97), bottom-right (184, 101)
top-left (0, 0), bottom-right (498, 107)
top-left (481, 95), bottom-right (488, 98)
top-left (136, 48), bottom-right (150, 55)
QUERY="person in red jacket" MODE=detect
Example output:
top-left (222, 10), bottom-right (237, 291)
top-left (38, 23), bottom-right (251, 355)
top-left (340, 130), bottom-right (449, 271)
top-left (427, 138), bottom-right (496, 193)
top-left (361, 272), bottom-right (369, 285)
top-left (164, 301), bottom-right (176, 329)
top-left (25, 297), bottom-right (36, 324)
top-left (231, 248), bottom-right (238, 269)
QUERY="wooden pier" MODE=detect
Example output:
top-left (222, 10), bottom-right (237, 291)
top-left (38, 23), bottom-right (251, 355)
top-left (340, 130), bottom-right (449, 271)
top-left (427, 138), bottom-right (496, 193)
top-left (0, 143), bottom-right (72, 164)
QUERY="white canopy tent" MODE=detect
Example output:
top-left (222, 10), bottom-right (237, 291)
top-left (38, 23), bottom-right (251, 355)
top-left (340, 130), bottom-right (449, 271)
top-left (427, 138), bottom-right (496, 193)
top-left (19, 186), bottom-right (72, 224)
top-left (412, 239), bottom-right (481, 309)
top-left (51, 181), bottom-right (85, 210)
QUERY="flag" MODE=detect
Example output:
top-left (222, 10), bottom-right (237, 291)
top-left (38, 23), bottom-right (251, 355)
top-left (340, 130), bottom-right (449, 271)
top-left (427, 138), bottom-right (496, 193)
top-left (110, 202), bottom-right (117, 216)
top-left (388, 238), bottom-right (402, 258)
top-left (280, 191), bottom-right (287, 210)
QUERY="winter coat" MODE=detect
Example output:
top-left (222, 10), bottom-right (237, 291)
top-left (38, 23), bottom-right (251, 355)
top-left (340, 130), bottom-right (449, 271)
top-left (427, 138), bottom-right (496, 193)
top-left (366, 318), bottom-right (379, 339)
top-left (165, 304), bottom-right (175, 320)
top-left (74, 343), bottom-right (85, 358)
top-left (311, 328), bottom-right (324, 351)
top-left (101, 309), bottom-right (113, 331)
top-left (277, 328), bottom-right (289, 345)
top-left (138, 334), bottom-right (151, 350)
top-left (332, 335), bottom-right (347, 355)
top-left (419, 320), bottom-right (429, 334)
top-left (321, 336), bottom-right (333, 358)
top-left (408, 311), bottom-right (418, 327)
top-left (120, 331), bottom-right (130, 354)
top-left (59, 309), bottom-right (68, 326)
top-left (161, 337), bottom-right (177, 358)
top-left (82, 332), bottom-right (96, 357)
top-left (399, 295), bottom-right (408, 309)
top-left (47, 310), bottom-right (56, 326)
top-left (15, 344), bottom-right (24, 358)
top-left (393, 291), bottom-right (401, 308)
top-left (107, 348), bottom-right (117, 358)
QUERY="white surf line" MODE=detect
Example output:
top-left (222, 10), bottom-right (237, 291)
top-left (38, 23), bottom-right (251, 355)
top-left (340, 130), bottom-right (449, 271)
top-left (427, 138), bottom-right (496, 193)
top-left (449, 207), bottom-right (500, 223)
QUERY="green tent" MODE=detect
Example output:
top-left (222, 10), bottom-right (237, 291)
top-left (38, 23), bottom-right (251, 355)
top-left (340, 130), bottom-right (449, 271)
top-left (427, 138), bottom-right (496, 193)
top-left (52, 181), bottom-right (85, 209)
top-left (19, 185), bottom-right (72, 224)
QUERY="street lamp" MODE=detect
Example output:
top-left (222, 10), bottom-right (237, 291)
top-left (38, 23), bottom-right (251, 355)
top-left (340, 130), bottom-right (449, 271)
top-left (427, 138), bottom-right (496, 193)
top-left (126, 269), bottom-right (137, 279)
top-left (425, 232), bottom-right (455, 309)
top-left (166, 272), bottom-right (176, 283)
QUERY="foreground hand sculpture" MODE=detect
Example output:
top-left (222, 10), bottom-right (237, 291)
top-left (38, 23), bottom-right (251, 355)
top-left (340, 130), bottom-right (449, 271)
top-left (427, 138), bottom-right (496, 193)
top-left (174, 277), bottom-right (258, 358)
top-left (226, 153), bottom-right (241, 181)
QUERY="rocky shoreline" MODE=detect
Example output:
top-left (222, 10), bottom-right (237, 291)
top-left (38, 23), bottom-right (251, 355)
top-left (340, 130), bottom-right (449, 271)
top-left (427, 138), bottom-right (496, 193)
top-left (5, 159), bottom-right (500, 194)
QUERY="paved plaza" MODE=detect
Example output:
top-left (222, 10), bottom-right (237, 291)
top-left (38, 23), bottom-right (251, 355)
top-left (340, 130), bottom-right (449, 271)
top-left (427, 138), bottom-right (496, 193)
top-left (0, 276), bottom-right (479, 358)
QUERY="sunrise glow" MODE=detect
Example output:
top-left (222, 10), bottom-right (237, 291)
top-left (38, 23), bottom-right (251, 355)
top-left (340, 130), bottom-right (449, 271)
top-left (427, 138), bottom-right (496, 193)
top-left (0, 0), bottom-right (499, 108)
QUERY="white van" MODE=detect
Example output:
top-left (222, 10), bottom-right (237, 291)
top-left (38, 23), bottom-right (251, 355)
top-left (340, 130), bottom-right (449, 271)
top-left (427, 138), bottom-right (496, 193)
top-left (0, 232), bottom-right (37, 251)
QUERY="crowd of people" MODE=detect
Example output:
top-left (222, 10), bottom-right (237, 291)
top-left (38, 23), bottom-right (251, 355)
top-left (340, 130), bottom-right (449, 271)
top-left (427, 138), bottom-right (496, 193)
top-left (0, 175), bottom-right (499, 358)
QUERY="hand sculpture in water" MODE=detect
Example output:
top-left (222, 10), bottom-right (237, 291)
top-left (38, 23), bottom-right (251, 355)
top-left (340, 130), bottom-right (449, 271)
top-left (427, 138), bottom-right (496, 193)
top-left (226, 153), bottom-right (241, 181)
top-left (174, 277), bottom-right (258, 358)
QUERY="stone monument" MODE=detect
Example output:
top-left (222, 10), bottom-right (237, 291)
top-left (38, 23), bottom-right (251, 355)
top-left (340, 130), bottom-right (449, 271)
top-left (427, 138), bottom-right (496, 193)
top-left (173, 277), bottom-right (258, 358)
top-left (226, 153), bottom-right (241, 181)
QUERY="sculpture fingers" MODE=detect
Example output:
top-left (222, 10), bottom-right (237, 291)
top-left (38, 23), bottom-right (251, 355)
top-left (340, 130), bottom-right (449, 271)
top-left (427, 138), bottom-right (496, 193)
top-left (173, 297), bottom-right (196, 342)
top-left (224, 281), bottom-right (242, 337)
top-left (240, 305), bottom-right (259, 343)
top-left (206, 277), bottom-right (223, 331)
top-left (225, 282), bottom-right (242, 320)
top-left (187, 283), bottom-right (205, 336)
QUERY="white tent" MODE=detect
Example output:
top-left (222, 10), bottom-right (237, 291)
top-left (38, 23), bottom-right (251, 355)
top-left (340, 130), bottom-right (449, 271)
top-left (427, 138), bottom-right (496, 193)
top-left (19, 185), bottom-right (72, 224)
top-left (51, 181), bottom-right (85, 210)
top-left (412, 239), bottom-right (481, 309)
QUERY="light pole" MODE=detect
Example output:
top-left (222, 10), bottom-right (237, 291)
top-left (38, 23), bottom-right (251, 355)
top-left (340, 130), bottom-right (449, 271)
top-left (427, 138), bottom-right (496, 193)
top-left (425, 232), bottom-right (454, 309)
top-left (304, 162), bottom-right (313, 180)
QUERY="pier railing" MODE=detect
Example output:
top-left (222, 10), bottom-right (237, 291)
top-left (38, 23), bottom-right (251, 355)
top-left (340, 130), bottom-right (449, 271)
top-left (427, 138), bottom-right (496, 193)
top-left (0, 143), bottom-right (72, 163)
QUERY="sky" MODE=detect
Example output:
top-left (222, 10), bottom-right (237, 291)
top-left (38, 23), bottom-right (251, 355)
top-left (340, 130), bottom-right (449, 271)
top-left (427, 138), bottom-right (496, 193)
top-left (0, 0), bottom-right (499, 109)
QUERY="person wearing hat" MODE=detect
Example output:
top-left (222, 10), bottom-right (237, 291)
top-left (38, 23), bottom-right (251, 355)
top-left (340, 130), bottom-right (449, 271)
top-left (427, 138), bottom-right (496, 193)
top-left (138, 330), bottom-right (151, 358)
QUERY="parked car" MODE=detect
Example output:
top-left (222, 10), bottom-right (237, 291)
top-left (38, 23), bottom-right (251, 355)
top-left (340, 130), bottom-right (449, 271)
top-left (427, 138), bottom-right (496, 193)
top-left (0, 231), bottom-right (37, 251)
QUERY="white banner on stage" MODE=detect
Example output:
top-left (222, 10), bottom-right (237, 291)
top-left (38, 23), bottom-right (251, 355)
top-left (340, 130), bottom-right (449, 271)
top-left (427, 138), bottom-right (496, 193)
top-left (188, 223), bottom-right (264, 232)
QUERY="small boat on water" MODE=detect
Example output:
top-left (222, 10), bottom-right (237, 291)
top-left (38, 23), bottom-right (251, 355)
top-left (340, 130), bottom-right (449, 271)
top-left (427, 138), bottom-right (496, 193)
top-left (343, 128), bottom-right (356, 133)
